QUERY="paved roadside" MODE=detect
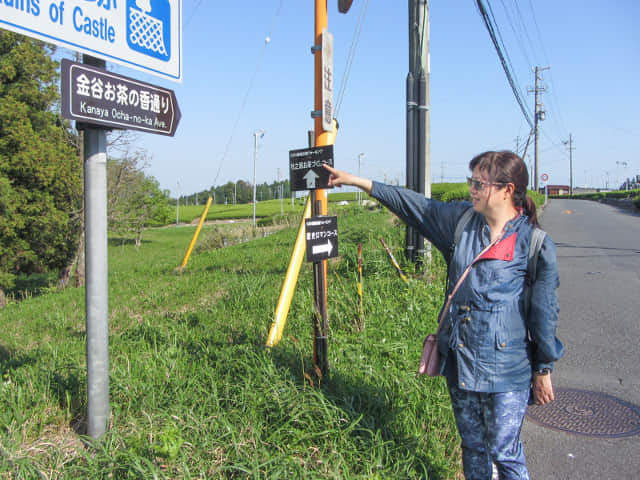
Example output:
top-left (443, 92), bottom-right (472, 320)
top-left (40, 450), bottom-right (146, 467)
top-left (522, 199), bottom-right (640, 479)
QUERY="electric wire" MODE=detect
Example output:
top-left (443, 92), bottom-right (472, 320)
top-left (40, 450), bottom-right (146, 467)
top-left (334, 0), bottom-right (371, 119)
top-left (526, 0), bottom-right (570, 142)
top-left (210, 0), bottom-right (285, 187)
top-left (484, 0), bottom-right (532, 123)
top-left (498, 0), bottom-right (533, 69)
top-left (184, 0), bottom-right (206, 29)
top-left (475, 0), bottom-right (534, 129)
top-left (507, 0), bottom-right (570, 150)
top-left (479, 0), bottom-right (572, 167)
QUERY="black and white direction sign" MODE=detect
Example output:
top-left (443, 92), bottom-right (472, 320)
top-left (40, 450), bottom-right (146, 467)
top-left (305, 216), bottom-right (339, 263)
top-left (289, 145), bottom-right (334, 191)
top-left (61, 59), bottom-right (181, 136)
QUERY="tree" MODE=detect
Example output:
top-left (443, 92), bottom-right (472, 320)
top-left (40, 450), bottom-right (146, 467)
top-left (107, 146), bottom-right (171, 246)
top-left (0, 32), bottom-right (82, 302)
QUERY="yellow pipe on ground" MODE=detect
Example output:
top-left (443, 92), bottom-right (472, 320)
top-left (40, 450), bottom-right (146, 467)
top-left (180, 196), bottom-right (213, 268)
top-left (266, 197), bottom-right (312, 347)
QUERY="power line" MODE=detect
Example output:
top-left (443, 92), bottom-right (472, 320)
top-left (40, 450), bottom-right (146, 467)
top-left (498, 0), bottom-right (533, 68)
top-left (335, 0), bottom-right (370, 118)
top-left (525, 0), bottom-right (569, 141)
top-left (484, 0), bottom-right (532, 124)
top-left (211, 0), bottom-right (285, 187)
top-left (475, 0), bottom-right (534, 129)
top-left (184, 0), bottom-right (206, 29)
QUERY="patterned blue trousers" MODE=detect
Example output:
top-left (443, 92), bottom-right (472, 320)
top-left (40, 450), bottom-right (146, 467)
top-left (448, 385), bottom-right (531, 480)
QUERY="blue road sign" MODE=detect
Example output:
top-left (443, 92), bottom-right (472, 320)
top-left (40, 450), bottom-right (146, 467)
top-left (0, 0), bottom-right (182, 82)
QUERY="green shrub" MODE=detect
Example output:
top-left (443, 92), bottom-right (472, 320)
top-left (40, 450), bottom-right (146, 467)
top-left (633, 195), bottom-right (640, 210)
top-left (528, 190), bottom-right (545, 208)
top-left (440, 184), bottom-right (470, 202)
top-left (432, 183), bottom-right (466, 201)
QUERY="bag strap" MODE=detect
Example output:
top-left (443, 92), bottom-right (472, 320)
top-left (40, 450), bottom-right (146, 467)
top-left (524, 227), bottom-right (546, 316)
top-left (445, 206), bottom-right (475, 294)
top-left (436, 236), bottom-right (500, 333)
top-left (527, 227), bottom-right (546, 287)
top-left (450, 207), bottom-right (474, 262)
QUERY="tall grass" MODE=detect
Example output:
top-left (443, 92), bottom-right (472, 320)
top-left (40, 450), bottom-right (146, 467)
top-left (0, 205), bottom-right (462, 479)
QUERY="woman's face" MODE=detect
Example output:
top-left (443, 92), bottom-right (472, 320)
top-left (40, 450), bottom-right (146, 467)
top-left (469, 166), bottom-right (505, 215)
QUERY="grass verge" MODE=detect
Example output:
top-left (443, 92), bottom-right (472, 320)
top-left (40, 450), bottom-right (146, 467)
top-left (0, 206), bottom-right (462, 479)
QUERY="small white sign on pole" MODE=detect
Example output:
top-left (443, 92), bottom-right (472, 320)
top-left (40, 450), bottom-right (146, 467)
top-left (0, 0), bottom-right (182, 82)
top-left (321, 29), bottom-right (333, 132)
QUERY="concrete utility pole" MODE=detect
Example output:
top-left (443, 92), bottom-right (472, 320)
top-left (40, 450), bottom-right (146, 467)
top-left (530, 66), bottom-right (548, 192)
top-left (563, 134), bottom-right (574, 196)
top-left (406, 0), bottom-right (431, 265)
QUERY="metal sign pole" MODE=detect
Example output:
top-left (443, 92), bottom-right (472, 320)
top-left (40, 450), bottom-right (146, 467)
top-left (311, 193), bottom-right (329, 375)
top-left (83, 55), bottom-right (110, 439)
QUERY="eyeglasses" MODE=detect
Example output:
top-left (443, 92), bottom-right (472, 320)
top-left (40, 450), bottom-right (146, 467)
top-left (466, 177), bottom-right (505, 191)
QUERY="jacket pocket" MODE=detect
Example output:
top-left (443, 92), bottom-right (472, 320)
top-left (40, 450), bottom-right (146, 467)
top-left (495, 308), bottom-right (527, 351)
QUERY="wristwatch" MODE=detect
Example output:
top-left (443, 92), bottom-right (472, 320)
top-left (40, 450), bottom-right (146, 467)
top-left (535, 368), bottom-right (551, 376)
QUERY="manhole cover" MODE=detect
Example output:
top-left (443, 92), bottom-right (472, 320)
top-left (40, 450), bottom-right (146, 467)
top-left (526, 387), bottom-right (640, 438)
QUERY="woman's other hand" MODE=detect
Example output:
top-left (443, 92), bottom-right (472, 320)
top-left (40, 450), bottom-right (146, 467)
top-left (532, 372), bottom-right (555, 405)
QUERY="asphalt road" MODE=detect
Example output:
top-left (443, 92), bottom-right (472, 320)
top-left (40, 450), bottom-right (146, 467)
top-left (522, 199), bottom-right (640, 479)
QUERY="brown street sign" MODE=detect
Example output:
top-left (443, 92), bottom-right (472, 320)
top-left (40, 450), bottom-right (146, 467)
top-left (61, 59), bottom-right (181, 136)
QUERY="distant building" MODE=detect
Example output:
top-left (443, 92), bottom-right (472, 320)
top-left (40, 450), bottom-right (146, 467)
top-left (542, 185), bottom-right (571, 195)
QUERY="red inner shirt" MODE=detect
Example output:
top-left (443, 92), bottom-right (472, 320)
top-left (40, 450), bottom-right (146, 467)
top-left (478, 232), bottom-right (517, 262)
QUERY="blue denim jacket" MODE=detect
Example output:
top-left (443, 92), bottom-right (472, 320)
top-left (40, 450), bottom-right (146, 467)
top-left (371, 181), bottom-right (564, 392)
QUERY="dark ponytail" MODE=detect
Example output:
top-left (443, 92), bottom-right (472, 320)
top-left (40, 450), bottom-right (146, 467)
top-left (523, 195), bottom-right (538, 227)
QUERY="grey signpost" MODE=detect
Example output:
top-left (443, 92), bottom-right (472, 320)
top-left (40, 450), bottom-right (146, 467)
top-left (61, 55), bottom-right (181, 438)
top-left (81, 55), bottom-right (110, 439)
top-left (2, 0), bottom-right (182, 439)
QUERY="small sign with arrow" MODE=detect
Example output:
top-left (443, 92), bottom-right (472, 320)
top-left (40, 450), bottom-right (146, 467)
top-left (305, 216), bottom-right (339, 263)
top-left (289, 145), bottom-right (334, 191)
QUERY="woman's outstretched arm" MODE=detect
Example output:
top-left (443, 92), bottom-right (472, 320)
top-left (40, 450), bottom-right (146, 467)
top-left (324, 164), bottom-right (373, 195)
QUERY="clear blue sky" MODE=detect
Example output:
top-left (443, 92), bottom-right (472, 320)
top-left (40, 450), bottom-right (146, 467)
top-left (99, 0), bottom-right (639, 196)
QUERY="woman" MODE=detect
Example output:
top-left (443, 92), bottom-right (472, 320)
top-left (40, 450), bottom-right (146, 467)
top-left (324, 151), bottom-right (563, 480)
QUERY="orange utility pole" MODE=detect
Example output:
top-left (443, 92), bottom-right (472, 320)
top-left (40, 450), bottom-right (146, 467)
top-left (312, 0), bottom-right (330, 376)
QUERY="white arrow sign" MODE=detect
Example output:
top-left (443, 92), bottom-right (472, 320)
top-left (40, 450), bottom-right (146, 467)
top-left (303, 169), bottom-right (320, 189)
top-left (312, 240), bottom-right (333, 256)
